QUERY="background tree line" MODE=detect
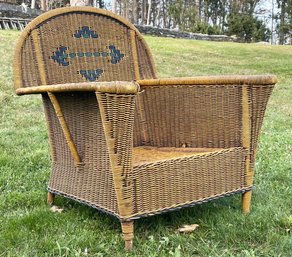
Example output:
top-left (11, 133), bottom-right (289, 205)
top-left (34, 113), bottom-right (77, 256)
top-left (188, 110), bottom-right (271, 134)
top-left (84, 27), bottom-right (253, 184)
top-left (112, 0), bottom-right (291, 43)
top-left (8, 0), bottom-right (292, 44)
top-left (277, 0), bottom-right (292, 44)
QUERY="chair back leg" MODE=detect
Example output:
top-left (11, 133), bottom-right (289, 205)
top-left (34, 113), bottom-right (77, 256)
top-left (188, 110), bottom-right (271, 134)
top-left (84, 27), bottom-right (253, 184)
top-left (242, 191), bottom-right (252, 214)
top-left (47, 192), bottom-right (55, 205)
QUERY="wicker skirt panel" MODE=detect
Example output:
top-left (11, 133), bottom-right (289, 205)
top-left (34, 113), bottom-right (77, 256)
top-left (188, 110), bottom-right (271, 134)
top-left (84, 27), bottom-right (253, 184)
top-left (43, 93), bottom-right (119, 215)
top-left (132, 147), bottom-right (247, 215)
top-left (49, 162), bottom-right (119, 215)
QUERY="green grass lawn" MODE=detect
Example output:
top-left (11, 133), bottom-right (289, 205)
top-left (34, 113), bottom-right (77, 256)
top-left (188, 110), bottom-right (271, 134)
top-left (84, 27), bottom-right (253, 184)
top-left (0, 30), bottom-right (292, 257)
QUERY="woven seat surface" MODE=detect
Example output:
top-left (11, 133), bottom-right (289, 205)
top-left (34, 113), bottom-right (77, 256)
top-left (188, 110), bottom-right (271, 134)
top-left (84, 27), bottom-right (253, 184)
top-left (133, 146), bottom-right (224, 166)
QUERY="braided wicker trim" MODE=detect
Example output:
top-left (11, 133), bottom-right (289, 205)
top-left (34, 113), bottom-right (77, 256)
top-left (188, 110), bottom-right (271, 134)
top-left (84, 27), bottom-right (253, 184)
top-left (127, 187), bottom-right (253, 221)
top-left (48, 186), bottom-right (253, 221)
top-left (138, 76), bottom-right (277, 86)
top-left (15, 81), bottom-right (140, 95)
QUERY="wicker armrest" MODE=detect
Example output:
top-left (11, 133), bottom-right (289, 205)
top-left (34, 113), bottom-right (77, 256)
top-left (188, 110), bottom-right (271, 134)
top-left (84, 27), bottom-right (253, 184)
top-left (15, 81), bottom-right (140, 95)
top-left (137, 75), bottom-right (277, 86)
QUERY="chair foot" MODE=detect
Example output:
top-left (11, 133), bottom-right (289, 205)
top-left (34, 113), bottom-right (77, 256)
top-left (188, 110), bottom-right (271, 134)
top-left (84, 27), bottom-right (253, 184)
top-left (121, 221), bottom-right (134, 251)
top-left (125, 240), bottom-right (133, 251)
top-left (47, 191), bottom-right (55, 205)
top-left (242, 191), bottom-right (252, 214)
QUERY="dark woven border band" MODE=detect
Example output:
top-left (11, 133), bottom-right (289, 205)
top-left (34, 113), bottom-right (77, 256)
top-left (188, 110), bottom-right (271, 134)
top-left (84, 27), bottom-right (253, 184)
top-left (48, 186), bottom-right (253, 221)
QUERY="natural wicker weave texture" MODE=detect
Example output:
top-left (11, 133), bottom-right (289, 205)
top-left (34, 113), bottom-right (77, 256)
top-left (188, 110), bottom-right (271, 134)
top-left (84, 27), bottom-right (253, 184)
top-left (13, 7), bottom-right (276, 251)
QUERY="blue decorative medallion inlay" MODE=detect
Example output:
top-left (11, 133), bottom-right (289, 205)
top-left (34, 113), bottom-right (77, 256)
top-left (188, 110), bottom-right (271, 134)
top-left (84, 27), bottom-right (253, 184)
top-left (50, 26), bottom-right (125, 81)
top-left (51, 46), bottom-right (124, 67)
top-left (74, 26), bottom-right (98, 39)
top-left (109, 45), bottom-right (125, 64)
top-left (79, 69), bottom-right (103, 81)
top-left (50, 46), bottom-right (69, 66)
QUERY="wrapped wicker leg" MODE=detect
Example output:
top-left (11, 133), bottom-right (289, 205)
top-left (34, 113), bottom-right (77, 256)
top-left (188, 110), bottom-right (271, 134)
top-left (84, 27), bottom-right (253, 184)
top-left (242, 191), bottom-right (252, 214)
top-left (47, 192), bottom-right (55, 205)
top-left (121, 221), bottom-right (134, 251)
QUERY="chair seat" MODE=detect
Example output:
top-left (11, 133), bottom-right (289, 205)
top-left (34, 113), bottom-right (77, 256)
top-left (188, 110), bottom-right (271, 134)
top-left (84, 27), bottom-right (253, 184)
top-left (133, 146), bottom-right (224, 166)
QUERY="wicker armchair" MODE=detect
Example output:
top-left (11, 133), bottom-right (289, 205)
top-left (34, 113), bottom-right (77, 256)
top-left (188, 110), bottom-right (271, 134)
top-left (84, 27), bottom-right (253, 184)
top-left (13, 7), bottom-right (276, 250)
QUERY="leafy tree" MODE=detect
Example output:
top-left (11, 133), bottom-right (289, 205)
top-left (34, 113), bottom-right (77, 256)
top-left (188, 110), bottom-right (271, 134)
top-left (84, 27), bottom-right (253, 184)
top-left (227, 13), bottom-right (254, 42)
top-left (253, 18), bottom-right (271, 42)
top-left (276, 0), bottom-right (292, 44)
top-left (227, 13), bottom-right (270, 42)
top-left (168, 0), bottom-right (198, 31)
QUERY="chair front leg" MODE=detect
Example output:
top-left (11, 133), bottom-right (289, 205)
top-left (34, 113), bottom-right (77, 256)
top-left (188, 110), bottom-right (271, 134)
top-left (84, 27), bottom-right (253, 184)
top-left (121, 221), bottom-right (134, 251)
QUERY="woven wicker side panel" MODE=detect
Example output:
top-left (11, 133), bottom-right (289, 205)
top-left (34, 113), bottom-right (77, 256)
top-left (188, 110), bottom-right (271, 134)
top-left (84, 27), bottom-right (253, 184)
top-left (97, 93), bottom-right (136, 217)
top-left (135, 37), bottom-right (157, 79)
top-left (133, 93), bottom-right (149, 146)
top-left (42, 93), bottom-right (118, 214)
top-left (133, 147), bottom-right (247, 214)
top-left (134, 85), bottom-right (242, 148)
top-left (250, 85), bottom-right (274, 166)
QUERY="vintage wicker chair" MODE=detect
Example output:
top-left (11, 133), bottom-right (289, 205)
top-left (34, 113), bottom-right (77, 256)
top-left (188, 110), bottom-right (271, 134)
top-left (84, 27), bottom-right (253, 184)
top-left (13, 7), bottom-right (276, 250)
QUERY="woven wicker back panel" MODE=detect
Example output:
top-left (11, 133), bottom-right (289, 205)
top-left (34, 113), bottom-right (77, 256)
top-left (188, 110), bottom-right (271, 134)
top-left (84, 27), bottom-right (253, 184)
top-left (43, 93), bottom-right (119, 214)
top-left (17, 9), bottom-right (156, 87)
top-left (134, 85), bottom-right (243, 148)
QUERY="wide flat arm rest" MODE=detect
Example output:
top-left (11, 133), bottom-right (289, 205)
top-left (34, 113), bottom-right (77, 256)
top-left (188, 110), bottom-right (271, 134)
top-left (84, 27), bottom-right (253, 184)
top-left (15, 81), bottom-right (140, 95)
top-left (137, 75), bottom-right (277, 86)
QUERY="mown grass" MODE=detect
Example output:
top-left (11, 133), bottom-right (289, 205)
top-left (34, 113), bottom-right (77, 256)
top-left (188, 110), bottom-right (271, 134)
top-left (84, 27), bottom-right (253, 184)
top-left (0, 30), bottom-right (292, 257)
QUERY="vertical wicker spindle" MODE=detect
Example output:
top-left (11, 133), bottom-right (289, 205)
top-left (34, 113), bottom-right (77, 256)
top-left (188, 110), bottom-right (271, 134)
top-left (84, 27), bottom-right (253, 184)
top-left (242, 85), bottom-right (252, 214)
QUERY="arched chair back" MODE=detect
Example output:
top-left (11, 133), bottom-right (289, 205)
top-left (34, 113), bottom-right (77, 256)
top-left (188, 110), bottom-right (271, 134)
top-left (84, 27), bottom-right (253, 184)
top-left (14, 7), bottom-right (156, 88)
